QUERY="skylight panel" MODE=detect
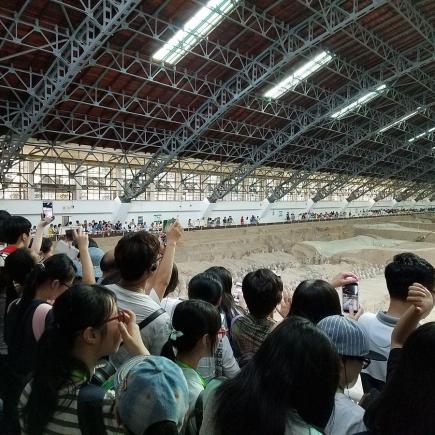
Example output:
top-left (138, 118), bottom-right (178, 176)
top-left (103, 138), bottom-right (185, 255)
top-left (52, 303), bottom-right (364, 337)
top-left (409, 126), bottom-right (435, 142)
top-left (379, 107), bottom-right (421, 133)
top-left (330, 84), bottom-right (387, 119)
top-left (263, 51), bottom-right (333, 99)
top-left (152, 0), bottom-right (240, 65)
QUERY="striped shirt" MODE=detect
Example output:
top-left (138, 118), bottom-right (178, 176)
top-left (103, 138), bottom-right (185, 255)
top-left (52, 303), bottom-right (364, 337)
top-left (19, 380), bottom-right (124, 434)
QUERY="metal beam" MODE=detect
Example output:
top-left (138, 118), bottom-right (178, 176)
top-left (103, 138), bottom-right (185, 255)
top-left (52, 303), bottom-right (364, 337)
top-left (121, 0), bottom-right (387, 201)
top-left (0, 0), bottom-right (141, 180)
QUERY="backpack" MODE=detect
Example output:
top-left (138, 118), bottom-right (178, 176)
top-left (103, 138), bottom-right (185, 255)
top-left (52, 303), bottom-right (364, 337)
top-left (91, 308), bottom-right (166, 386)
top-left (77, 383), bottom-right (107, 435)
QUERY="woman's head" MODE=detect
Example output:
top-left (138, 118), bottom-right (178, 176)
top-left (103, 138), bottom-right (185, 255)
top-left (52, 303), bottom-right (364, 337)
top-left (213, 316), bottom-right (339, 435)
top-left (188, 272), bottom-right (223, 307)
top-left (4, 247), bottom-right (36, 287)
top-left (40, 238), bottom-right (54, 259)
top-left (21, 254), bottom-right (76, 306)
top-left (289, 279), bottom-right (341, 323)
top-left (21, 284), bottom-right (120, 435)
top-left (161, 300), bottom-right (221, 361)
top-left (365, 322), bottom-right (435, 434)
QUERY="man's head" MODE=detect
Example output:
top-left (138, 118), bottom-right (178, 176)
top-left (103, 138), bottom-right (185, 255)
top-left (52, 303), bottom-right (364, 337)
top-left (100, 249), bottom-right (116, 275)
top-left (2, 215), bottom-right (31, 246)
top-left (318, 315), bottom-right (386, 389)
top-left (242, 268), bottom-right (283, 318)
top-left (114, 231), bottom-right (160, 283)
top-left (385, 253), bottom-right (435, 301)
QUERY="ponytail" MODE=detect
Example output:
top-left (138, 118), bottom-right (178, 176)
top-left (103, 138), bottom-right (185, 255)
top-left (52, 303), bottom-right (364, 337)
top-left (21, 284), bottom-right (117, 435)
top-left (161, 300), bottom-right (221, 361)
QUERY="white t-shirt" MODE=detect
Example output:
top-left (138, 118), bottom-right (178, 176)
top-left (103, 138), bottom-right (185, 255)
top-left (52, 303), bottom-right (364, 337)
top-left (54, 239), bottom-right (79, 261)
top-left (107, 284), bottom-right (171, 364)
top-left (197, 336), bottom-right (240, 382)
top-left (325, 392), bottom-right (366, 435)
top-left (358, 311), bottom-right (398, 382)
top-left (161, 297), bottom-right (183, 320)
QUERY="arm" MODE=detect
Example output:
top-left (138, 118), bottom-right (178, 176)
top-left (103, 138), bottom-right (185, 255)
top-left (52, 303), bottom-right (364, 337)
top-left (329, 271), bottom-right (358, 289)
top-left (30, 217), bottom-right (54, 255)
top-left (73, 228), bottom-right (95, 284)
top-left (391, 283), bottom-right (433, 349)
top-left (118, 309), bottom-right (149, 356)
top-left (146, 220), bottom-right (183, 300)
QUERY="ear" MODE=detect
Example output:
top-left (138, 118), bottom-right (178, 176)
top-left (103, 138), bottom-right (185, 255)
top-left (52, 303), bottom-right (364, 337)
top-left (82, 326), bottom-right (99, 345)
top-left (51, 279), bottom-right (61, 290)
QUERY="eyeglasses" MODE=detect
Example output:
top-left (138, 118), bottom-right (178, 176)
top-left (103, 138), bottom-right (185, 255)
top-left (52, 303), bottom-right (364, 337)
top-left (217, 327), bottom-right (228, 340)
top-left (105, 311), bottom-right (126, 324)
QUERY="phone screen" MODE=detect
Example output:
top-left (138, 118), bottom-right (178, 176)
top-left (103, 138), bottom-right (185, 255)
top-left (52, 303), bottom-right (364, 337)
top-left (342, 283), bottom-right (359, 313)
top-left (42, 201), bottom-right (54, 219)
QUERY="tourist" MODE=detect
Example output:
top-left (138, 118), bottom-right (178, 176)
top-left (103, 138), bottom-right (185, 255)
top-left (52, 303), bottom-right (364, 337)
top-left (54, 229), bottom-right (79, 261)
top-left (98, 249), bottom-right (120, 285)
top-left (161, 299), bottom-right (221, 434)
top-left (19, 284), bottom-right (148, 434)
top-left (358, 253), bottom-right (435, 392)
top-left (231, 268), bottom-right (283, 366)
top-left (0, 215), bottom-right (31, 259)
top-left (318, 315), bottom-right (386, 435)
top-left (114, 355), bottom-right (189, 435)
top-left (200, 316), bottom-right (339, 435)
top-left (39, 238), bottom-right (54, 260)
top-left (106, 231), bottom-right (172, 364)
top-left (363, 283), bottom-right (435, 434)
top-left (160, 263), bottom-right (181, 318)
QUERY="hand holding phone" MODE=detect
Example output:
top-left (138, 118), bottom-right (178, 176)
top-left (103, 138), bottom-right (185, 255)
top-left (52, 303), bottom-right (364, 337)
top-left (342, 283), bottom-right (359, 313)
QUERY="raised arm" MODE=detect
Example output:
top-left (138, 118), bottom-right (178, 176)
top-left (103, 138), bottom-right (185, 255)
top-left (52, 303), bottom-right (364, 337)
top-left (31, 216), bottom-right (54, 255)
top-left (73, 228), bottom-right (95, 285)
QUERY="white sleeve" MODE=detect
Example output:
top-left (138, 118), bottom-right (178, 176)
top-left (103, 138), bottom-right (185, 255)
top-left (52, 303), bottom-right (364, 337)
top-left (221, 336), bottom-right (240, 378)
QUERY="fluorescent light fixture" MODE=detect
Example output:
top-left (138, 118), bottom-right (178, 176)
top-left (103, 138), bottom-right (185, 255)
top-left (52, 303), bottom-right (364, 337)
top-left (263, 51), bottom-right (333, 99)
top-left (330, 84), bottom-right (387, 119)
top-left (379, 107), bottom-right (421, 133)
top-left (408, 126), bottom-right (435, 143)
top-left (152, 0), bottom-right (240, 64)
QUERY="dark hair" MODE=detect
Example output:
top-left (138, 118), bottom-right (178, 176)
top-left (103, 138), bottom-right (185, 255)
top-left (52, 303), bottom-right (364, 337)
top-left (161, 300), bottom-right (221, 361)
top-left (18, 254), bottom-right (76, 314)
top-left (384, 253), bottom-right (435, 300)
top-left (205, 266), bottom-right (236, 326)
top-left (364, 322), bottom-right (435, 434)
top-left (164, 263), bottom-right (179, 298)
top-left (115, 231), bottom-right (160, 281)
top-left (21, 284), bottom-right (117, 435)
top-left (289, 280), bottom-right (341, 323)
top-left (188, 272), bottom-right (223, 306)
top-left (242, 269), bottom-right (283, 318)
top-left (64, 229), bottom-right (74, 241)
top-left (88, 238), bottom-right (98, 248)
top-left (2, 215), bottom-right (31, 244)
top-left (213, 316), bottom-right (339, 435)
top-left (0, 210), bottom-right (11, 242)
top-left (100, 250), bottom-right (116, 273)
top-left (40, 238), bottom-right (53, 255)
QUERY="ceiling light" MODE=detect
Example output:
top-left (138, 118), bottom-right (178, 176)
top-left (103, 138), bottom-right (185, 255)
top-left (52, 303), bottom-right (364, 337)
top-left (379, 107), bottom-right (421, 133)
top-left (408, 126), bottom-right (435, 143)
top-left (330, 84), bottom-right (387, 119)
top-left (152, 0), bottom-right (240, 65)
top-left (263, 51), bottom-right (333, 99)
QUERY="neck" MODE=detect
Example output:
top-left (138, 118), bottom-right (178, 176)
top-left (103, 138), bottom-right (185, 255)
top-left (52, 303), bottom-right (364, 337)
top-left (34, 285), bottom-right (54, 302)
top-left (72, 345), bottom-right (98, 376)
top-left (386, 298), bottom-right (410, 318)
top-left (119, 278), bottom-right (147, 292)
top-left (176, 351), bottom-right (203, 370)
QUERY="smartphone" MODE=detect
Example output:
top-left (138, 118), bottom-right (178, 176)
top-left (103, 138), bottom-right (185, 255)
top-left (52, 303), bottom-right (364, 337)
top-left (42, 201), bottom-right (54, 219)
top-left (342, 283), bottom-right (359, 313)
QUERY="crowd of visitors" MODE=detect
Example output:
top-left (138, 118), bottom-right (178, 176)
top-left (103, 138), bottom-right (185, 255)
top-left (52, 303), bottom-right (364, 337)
top-left (0, 208), bottom-right (435, 434)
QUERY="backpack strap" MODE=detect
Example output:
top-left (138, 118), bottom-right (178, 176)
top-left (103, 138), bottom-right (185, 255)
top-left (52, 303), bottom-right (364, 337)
top-left (77, 383), bottom-right (108, 435)
top-left (138, 308), bottom-right (165, 330)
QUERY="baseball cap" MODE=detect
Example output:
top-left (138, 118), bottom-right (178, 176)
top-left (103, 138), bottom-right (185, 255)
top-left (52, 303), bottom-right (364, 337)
top-left (318, 315), bottom-right (386, 361)
top-left (115, 355), bottom-right (189, 434)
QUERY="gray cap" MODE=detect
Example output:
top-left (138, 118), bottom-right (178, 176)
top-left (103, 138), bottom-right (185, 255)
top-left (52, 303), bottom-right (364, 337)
top-left (318, 315), bottom-right (386, 361)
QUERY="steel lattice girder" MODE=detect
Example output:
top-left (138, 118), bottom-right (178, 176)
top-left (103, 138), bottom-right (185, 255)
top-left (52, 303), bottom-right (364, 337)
top-left (119, 0), bottom-right (387, 201)
top-left (398, 184), bottom-right (435, 202)
top-left (250, 48), bottom-right (435, 202)
top-left (374, 179), bottom-right (421, 202)
top-left (0, 0), bottom-right (141, 180)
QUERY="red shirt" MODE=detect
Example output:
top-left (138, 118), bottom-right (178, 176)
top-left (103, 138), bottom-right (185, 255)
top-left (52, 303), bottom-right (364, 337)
top-left (0, 245), bottom-right (17, 255)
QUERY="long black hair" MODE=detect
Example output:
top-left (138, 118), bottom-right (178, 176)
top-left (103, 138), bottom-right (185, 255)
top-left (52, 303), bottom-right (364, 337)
top-left (18, 253), bottom-right (76, 313)
top-left (20, 284), bottom-right (117, 435)
top-left (161, 299), bottom-right (221, 361)
top-left (205, 266), bottom-right (236, 326)
top-left (212, 316), bottom-right (339, 435)
top-left (288, 279), bottom-right (341, 324)
top-left (364, 322), bottom-right (435, 435)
